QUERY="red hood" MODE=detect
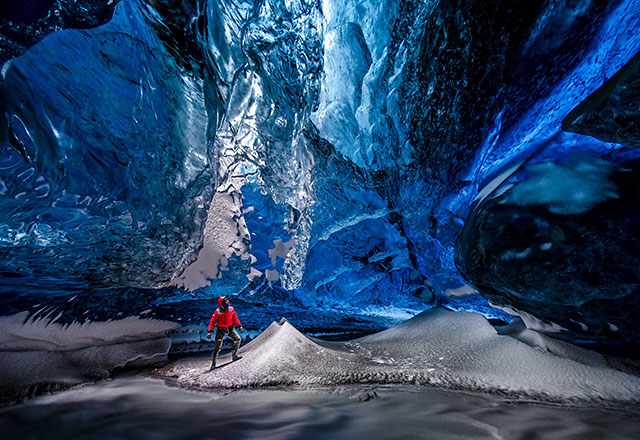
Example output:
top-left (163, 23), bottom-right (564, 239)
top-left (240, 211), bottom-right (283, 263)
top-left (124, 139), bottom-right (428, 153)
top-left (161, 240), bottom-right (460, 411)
top-left (218, 297), bottom-right (227, 308)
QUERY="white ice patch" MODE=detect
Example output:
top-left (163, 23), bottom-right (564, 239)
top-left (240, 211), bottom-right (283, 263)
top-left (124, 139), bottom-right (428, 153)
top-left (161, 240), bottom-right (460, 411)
top-left (172, 177), bottom-right (251, 291)
top-left (503, 155), bottom-right (619, 215)
top-left (444, 284), bottom-right (478, 298)
top-left (159, 309), bottom-right (640, 404)
top-left (474, 160), bottom-right (526, 205)
top-left (315, 209), bottom-right (389, 243)
top-left (491, 303), bottom-right (568, 333)
top-left (265, 268), bottom-right (280, 282)
top-left (1, 59), bottom-right (12, 80)
top-left (268, 238), bottom-right (294, 267)
top-left (501, 248), bottom-right (532, 260)
top-left (570, 319), bottom-right (589, 331)
top-left (0, 312), bottom-right (177, 350)
top-left (357, 305), bottom-right (422, 322)
top-left (0, 313), bottom-right (177, 401)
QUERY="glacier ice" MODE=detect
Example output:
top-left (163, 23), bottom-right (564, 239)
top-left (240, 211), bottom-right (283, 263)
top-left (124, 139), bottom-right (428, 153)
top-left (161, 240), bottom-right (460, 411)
top-left (500, 154), bottom-right (620, 216)
top-left (0, 0), bottom-right (212, 293)
top-left (455, 151), bottom-right (640, 353)
top-left (0, 0), bottom-right (639, 361)
top-left (563, 50), bottom-right (640, 148)
top-left (0, 312), bottom-right (177, 403)
top-left (0, 0), bottom-right (123, 63)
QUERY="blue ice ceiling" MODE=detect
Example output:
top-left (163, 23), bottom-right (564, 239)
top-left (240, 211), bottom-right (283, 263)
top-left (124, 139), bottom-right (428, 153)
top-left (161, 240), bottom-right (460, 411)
top-left (1, 0), bottom-right (639, 353)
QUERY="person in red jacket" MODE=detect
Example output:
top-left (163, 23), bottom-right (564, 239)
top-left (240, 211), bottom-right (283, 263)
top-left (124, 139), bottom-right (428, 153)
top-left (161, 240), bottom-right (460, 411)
top-left (207, 296), bottom-right (244, 370)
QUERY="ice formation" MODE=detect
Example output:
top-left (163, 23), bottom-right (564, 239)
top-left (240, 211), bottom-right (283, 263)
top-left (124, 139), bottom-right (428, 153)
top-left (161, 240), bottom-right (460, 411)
top-left (0, 312), bottom-right (177, 403)
top-left (0, 0), bottom-right (639, 389)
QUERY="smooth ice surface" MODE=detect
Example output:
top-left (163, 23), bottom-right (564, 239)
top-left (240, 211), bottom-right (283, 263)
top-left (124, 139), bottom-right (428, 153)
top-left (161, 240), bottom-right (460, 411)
top-left (456, 153), bottom-right (640, 353)
top-left (502, 155), bottom-right (619, 215)
top-left (158, 309), bottom-right (640, 404)
top-left (2, 374), bottom-right (640, 440)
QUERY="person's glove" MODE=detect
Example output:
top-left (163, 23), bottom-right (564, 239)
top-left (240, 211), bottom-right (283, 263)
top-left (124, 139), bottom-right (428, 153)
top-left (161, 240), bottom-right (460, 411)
top-left (239, 326), bottom-right (244, 333)
top-left (206, 332), bottom-right (211, 339)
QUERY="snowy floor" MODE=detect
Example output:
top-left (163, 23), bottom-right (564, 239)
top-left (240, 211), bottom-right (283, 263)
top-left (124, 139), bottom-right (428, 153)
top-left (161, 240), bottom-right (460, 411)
top-left (159, 308), bottom-right (640, 404)
top-left (1, 373), bottom-right (639, 440)
top-left (2, 309), bottom-right (640, 439)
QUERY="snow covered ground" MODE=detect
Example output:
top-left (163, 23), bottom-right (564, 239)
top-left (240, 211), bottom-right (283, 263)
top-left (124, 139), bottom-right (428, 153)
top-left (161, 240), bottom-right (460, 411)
top-left (2, 308), bottom-right (639, 439)
top-left (159, 308), bottom-right (640, 404)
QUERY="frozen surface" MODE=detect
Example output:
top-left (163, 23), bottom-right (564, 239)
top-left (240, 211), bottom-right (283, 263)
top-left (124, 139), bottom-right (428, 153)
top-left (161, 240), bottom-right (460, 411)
top-left (501, 155), bottom-right (619, 216)
top-left (2, 374), bottom-right (640, 440)
top-left (0, 312), bottom-right (177, 403)
top-left (0, 0), bottom-right (212, 292)
top-left (158, 309), bottom-right (640, 404)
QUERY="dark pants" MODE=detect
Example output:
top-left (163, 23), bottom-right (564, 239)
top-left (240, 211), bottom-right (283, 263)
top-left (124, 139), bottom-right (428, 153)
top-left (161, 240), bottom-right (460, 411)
top-left (211, 326), bottom-right (242, 367)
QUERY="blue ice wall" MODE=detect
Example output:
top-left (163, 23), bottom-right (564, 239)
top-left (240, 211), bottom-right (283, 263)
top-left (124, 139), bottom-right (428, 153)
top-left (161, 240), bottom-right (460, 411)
top-left (0, 0), bottom-right (212, 294)
top-left (1, 0), bottom-right (639, 352)
top-left (454, 2), bottom-right (640, 353)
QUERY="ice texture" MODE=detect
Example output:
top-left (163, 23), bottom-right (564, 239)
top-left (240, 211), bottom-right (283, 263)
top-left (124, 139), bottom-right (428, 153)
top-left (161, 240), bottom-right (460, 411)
top-left (501, 154), bottom-right (619, 216)
top-left (0, 312), bottom-right (177, 403)
top-left (1, 0), bottom-right (640, 356)
top-left (3, 376), bottom-right (640, 440)
top-left (0, 0), bottom-right (212, 293)
top-left (563, 50), bottom-right (640, 148)
top-left (158, 309), bottom-right (640, 404)
top-left (456, 153), bottom-right (640, 353)
top-left (0, 0), bottom-right (123, 63)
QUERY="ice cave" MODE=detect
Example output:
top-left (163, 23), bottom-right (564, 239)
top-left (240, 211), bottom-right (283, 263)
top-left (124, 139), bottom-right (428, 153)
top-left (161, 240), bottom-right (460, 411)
top-left (1, 0), bottom-right (639, 438)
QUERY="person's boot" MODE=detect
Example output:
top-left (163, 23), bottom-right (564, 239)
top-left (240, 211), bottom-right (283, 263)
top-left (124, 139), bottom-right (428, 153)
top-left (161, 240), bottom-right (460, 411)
top-left (231, 342), bottom-right (242, 362)
top-left (210, 353), bottom-right (218, 370)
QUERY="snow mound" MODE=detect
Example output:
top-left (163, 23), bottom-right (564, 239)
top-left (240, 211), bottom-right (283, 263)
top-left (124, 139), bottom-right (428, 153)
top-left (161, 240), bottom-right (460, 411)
top-left (160, 317), bottom-right (359, 388)
top-left (158, 309), bottom-right (640, 404)
top-left (0, 313), bottom-right (178, 403)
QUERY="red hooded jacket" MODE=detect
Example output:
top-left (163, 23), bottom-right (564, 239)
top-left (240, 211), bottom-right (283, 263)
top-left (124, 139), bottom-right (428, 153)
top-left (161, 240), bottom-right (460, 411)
top-left (208, 297), bottom-right (242, 331)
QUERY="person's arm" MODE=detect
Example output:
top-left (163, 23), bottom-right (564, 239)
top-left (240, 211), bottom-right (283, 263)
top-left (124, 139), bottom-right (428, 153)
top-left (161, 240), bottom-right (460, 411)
top-left (233, 310), bottom-right (243, 332)
top-left (207, 310), bottom-right (218, 338)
